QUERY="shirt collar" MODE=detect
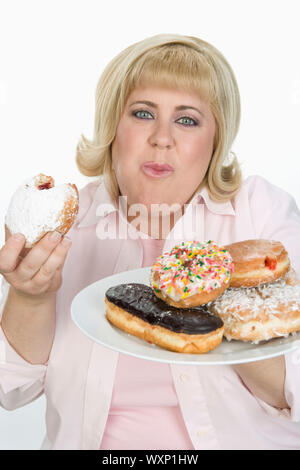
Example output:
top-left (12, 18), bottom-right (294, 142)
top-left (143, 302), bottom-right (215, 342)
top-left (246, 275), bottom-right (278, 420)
top-left (77, 181), bottom-right (118, 228)
top-left (77, 181), bottom-right (235, 229)
top-left (194, 186), bottom-right (236, 216)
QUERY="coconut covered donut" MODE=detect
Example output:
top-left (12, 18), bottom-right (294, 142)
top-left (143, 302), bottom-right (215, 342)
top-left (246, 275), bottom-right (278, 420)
top-left (105, 283), bottom-right (224, 354)
top-left (209, 269), bottom-right (300, 343)
top-left (225, 239), bottom-right (290, 288)
top-left (150, 240), bottom-right (234, 308)
top-left (5, 173), bottom-right (79, 248)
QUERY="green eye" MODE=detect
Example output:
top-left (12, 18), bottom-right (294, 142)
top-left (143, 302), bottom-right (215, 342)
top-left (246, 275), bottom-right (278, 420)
top-left (134, 110), bottom-right (152, 119)
top-left (177, 116), bottom-right (198, 126)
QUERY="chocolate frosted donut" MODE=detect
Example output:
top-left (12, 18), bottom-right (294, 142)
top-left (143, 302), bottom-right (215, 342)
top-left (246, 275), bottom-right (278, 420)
top-left (105, 283), bottom-right (224, 354)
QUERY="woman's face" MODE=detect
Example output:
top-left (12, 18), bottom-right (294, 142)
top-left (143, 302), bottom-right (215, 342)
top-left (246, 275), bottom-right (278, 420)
top-left (111, 85), bottom-right (216, 210)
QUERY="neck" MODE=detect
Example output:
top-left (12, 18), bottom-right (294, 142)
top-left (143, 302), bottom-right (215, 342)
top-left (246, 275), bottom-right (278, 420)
top-left (126, 203), bottom-right (185, 239)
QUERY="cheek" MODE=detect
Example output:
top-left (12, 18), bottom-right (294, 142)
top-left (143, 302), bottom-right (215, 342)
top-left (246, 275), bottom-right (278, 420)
top-left (112, 122), bottom-right (143, 169)
top-left (180, 133), bottom-right (214, 174)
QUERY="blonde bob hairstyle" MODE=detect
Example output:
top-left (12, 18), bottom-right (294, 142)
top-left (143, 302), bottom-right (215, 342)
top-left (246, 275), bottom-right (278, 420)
top-left (76, 33), bottom-right (242, 202)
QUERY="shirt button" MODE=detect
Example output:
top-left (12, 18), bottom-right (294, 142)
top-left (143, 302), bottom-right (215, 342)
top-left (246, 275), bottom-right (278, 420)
top-left (180, 373), bottom-right (190, 383)
top-left (197, 429), bottom-right (206, 438)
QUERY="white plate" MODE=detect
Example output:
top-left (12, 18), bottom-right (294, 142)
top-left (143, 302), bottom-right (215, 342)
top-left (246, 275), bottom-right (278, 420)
top-left (71, 267), bottom-right (300, 365)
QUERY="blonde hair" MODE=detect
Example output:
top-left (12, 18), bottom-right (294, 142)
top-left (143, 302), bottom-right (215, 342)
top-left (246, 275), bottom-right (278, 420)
top-left (76, 33), bottom-right (242, 202)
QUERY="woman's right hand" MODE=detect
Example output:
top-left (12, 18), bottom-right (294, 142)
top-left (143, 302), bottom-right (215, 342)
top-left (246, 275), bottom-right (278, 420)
top-left (0, 226), bottom-right (72, 300)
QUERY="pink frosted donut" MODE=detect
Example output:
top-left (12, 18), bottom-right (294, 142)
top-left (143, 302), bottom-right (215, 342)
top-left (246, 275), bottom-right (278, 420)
top-left (5, 173), bottom-right (79, 248)
top-left (150, 240), bottom-right (234, 308)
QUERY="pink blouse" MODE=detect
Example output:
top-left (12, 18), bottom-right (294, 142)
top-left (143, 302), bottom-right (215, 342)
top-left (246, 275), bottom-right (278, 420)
top-left (100, 237), bottom-right (194, 450)
top-left (1, 175), bottom-right (300, 450)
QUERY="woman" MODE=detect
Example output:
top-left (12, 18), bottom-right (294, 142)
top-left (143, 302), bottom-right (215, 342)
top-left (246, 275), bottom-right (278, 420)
top-left (0, 33), bottom-right (300, 450)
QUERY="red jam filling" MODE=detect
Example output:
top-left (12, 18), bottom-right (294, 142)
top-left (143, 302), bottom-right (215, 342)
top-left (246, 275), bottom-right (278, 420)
top-left (38, 182), bottom-right (52, 190)
top-left (265, 257), bottom-right (277, 271)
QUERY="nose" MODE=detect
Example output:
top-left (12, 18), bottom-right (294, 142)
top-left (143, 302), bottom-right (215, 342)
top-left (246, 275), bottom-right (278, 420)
top-left (148, 119), bottom-right (174, 149)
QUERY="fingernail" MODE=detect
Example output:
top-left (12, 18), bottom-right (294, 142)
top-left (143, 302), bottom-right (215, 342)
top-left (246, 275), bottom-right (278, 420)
top-left (49, 231), bottom-right (62, 242)
top-left (12, 233), bottom-right (24, 242)
top-left (62, 236), bottom-right (72, 246)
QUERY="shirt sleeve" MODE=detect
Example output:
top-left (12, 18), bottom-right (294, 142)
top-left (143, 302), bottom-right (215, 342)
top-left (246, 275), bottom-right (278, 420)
top-left (247, 175), bottom-right (300, 274)
top-left (0, 275), bottom-right (46, 410)
top-left (247, 175), bottom-right (300, 421)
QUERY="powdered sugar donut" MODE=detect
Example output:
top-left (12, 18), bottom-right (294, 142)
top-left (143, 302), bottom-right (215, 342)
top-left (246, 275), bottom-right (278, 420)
top-left (5, 173), bottom-right (79, 248)
top-left (209, 270), bottom-right (300, 343)
top-left (150, 240), bottom-right (234, 308)
top-left (225, 239), bottom-right (290, 288)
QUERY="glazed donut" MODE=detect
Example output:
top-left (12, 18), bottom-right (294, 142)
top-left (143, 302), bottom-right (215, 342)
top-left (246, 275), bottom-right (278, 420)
top-left (225, 239), bottom-right (290, 288)
top-left (5, 173), bottom-right (79, 248)
top-left (150, 240), bottom-right (234, 308)
top-left (105, 283), bottom-right (224, 354)
top-left (209, 270), bottom-right (300, 343)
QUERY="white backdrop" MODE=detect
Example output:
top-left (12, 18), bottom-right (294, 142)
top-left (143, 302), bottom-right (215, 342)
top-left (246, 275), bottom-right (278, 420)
top-left (0, 0), bottom-right (300, 450)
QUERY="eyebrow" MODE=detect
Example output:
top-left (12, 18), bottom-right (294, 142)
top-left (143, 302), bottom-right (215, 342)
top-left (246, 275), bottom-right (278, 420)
top-left (129, 100), bottom-right (204, 117)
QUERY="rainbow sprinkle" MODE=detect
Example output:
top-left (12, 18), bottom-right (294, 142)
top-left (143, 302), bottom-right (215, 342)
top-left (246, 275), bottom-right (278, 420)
top-left (150, 240), bottom-right (234, 301)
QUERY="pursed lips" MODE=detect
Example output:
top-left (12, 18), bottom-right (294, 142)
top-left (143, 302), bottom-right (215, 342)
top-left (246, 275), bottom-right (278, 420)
top-left (141, 161), bottom-right (174, 178)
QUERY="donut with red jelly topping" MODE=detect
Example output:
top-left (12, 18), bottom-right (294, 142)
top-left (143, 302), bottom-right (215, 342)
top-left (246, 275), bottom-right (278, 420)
top-left (150, 240), bottom-right (234, 308)
top-left (225, 239), bottom-right (290, 288)
top-left (5, 173), bottom-right (79, 249)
